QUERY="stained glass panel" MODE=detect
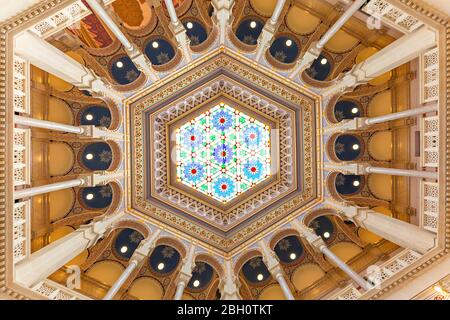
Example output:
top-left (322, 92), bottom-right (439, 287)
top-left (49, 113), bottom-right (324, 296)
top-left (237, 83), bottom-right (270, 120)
top-left (175, 103), bottom-right (271, 202)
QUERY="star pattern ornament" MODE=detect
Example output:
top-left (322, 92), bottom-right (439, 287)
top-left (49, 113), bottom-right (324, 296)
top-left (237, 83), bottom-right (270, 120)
top-left (335, 142), bottom-right (345, 155)
top-left (162, 246), bottom-right (175, 259)
top-left (189, 35), bottom-right (200, 45)
top-left (248, 257), bottom-right (262, 269)
top-left (277, 239), bottom-right (291, 251)
top-left (99, 150), bottom-right (112, 163)
top-left (334, 110), bottom-right (345, 122)
top-left (156, 52), bottom-right (170, 65)
top-left (129, 231), bottom-right (144, 244)
top-left (99, 115), bottom-right (111, 128)
top-left (99, 185), bottom-right (112, 198)
top-left (274, 51), bottom-right (287, 62)
top-left (175, 103), bottom-right (271, 202)
top-left (193, 262), bottom-right (206, 274)
top-left (335, 174), bottom-right (346, 186)
top-left (243, 35), bottom-right (256, 45)
top-left (125, 69), bottom-right (139, 82)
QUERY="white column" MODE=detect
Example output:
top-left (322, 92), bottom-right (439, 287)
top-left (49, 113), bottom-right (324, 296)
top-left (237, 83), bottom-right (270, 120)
top-left (174, 244), bottom-right (196, 300)
top-left (320, 245), bottom-right (369, 290)
top-left (322, 25), bottom-right (436, 97)
top-left (258, 240), bottom-right (294, 300)
top-left (364, 166), bottom-right (437, 179)
top-left (220, 260), bottom-right (241, 300)
top-left (164, 0), bottom-right (192, 62)
top-left (212, 0), bottom-right (234, 45)
top-left (14, 171), bottom-right (123, 200)
top-left (15, 30), bottom-right (122, 103)
top-left (15, 115), bottom-right (84, 134)
top-left (85, 0), bottom-right (133, 51)
top-left (14, 178), bottom-right (86, 200)
top-left (324, 200), bottom-right (437, 254)
top-left (103, 229), bottom-right (162, 300)
top-left (289, 0), bottom-right (366, 79)
top-left (85, 0), bottom-right (159, 82)
top-left (103, 260), bottom-right (138, 300)
top-left (16, 115), bottom-right (125, 140)
top-left (324, 162), bottom-right (438, 179)
top-left (323, 105), bottom-right (438, 134)
top-left (15, 212), bottom-right (125, 287)
top-left (290, 219), bottom-right (369, 290)
top-left (317, 0), bottom-right (366, 49)
top-left (255, 0), bottom-right (286, 62)
top-left (365, 105), bottom-right (438, 125)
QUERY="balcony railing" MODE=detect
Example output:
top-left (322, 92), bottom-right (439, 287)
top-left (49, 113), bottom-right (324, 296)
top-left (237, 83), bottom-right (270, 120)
top-left (361, 0), bottom-right (423, 34)
top-left (31, 279), bottom-right (91, 300)
top-left (326, 249), bottom-right (422, 300)
top-left (420, 116), bottom-right (439, 168)
top-left (419, 180), bottom-right (439, 233)
top-left (13, 128), bottom-right (31, 187)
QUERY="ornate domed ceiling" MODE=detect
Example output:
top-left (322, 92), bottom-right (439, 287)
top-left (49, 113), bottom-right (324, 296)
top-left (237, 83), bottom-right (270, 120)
top-left (1, 0), bottom-right (449, 302)
top-left (127, 51), bottom-right (322, 253)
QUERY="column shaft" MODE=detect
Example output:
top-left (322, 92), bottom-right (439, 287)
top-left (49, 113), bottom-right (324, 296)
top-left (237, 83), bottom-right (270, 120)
top-left (164, 0), bottom-right (179, 25)
top-left (323, 162), bottom-right (437, 179)
top-left (15, 115), bottom-right (84, 134)
top-left (365, 105), bottom-right (438, 125)
top-left (322, 26), bottom-right (436, 97)
top-left (269, 0), bottom-right (286, 25)
top-left (255, 0), bottom-right (286, 62)
top-left (320, 245), bottom-right (369, 290)
top-left (102, 229), bottom-right (162, 300)
top-left (323, 105), bottom-right (438, 134)
top-left (365, 167), bottom-right (437, 179)
top-left (173, 244), bottom-right (196, 300)
top-left (317, 0), bottom-right (366, 49)
top-left (85, 0), bottom-right (159, 81)
top-left (354, 210), bottom-right (436, 254)
top-left (15, 31), bottom-right (122, 103)
top-left (259, 240), bottom-right (295, 300)
top-left (15, 212), bottom-right (124, 287)
top-left (290, 219), bottom-right (368, 291)
top-left (174, 282), bottom-right (186, 300)
top-left (85, 0), bottom-right (133, 50)
top-left (14, 179), bottom-right (85, 200)
top-left (275, 274), bottom-right (295, 300)
top-left (103, 260), bottom-right (138, 300)
top-left (164, 0), bottom-right (192, 62)
top-left (289, 0), bottom-right (365, 78)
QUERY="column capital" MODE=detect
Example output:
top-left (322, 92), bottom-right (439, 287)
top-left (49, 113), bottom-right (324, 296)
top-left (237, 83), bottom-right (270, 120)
top-left (83, 170), bottom-right (125, 187)
top-left (131, 229), bottom-right (162, 263)
top-left (323, 199), bottom-right (369, 220)
top-left (323, 117), bottom-right (369, 134)
top-left (324, 162), bottom-right (368, 175)
top-left (288, 42), bottom-right (321, 79)
top-left (212, 0), bottom-right (235, 45)
top-left (290, 219), bottom-right (325, 251)
top-left (79, 211), bottom-right (125, 247)
top-left (79, 125), bottom-right (125, 141)
top-left (176, 244), bottom-right (196, 284)
top-left (258, 240), bottom-right (282, 276)
top-left (220, 260), bottom-right (241, 300)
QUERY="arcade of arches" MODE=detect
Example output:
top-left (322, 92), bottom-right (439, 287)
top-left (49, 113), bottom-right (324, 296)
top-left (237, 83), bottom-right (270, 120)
top-left (1, 0), bottom-right (449, 300)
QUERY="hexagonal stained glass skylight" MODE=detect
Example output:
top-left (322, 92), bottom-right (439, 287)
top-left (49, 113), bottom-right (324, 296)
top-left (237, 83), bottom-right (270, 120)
top-left (175, 103), bottom-right (271, 203)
